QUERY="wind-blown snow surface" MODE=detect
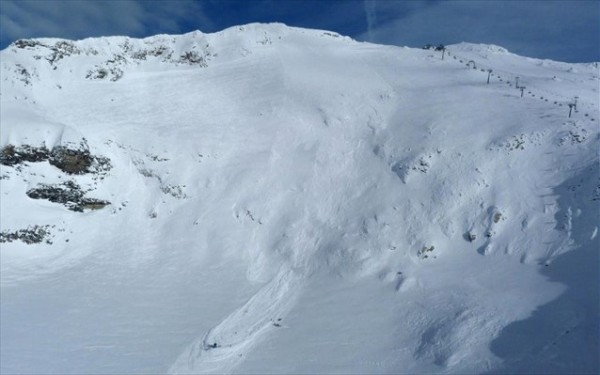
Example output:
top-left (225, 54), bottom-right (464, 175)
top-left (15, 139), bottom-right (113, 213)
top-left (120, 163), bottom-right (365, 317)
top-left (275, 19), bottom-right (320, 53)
top-left (1, 24), bottom-right (598, 374)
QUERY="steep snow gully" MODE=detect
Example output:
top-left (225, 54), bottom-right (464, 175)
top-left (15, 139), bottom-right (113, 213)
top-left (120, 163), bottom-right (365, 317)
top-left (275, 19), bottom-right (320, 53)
top-left (1, 24), bottom-right (598, 374)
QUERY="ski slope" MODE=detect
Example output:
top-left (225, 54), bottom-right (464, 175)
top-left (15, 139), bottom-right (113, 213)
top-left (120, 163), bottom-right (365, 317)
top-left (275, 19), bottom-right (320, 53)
top-left (1, 23), bottom-right (598, 374)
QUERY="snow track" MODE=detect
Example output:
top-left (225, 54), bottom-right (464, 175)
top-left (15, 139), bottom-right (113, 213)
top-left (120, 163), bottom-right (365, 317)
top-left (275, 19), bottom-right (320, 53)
top-left (170, 267), bottom-right (303, 374)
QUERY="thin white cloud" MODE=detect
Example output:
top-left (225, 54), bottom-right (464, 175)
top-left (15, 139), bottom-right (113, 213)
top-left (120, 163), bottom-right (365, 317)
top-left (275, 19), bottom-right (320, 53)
top-left (356, 0), bottom-right (599, 62)
top-left (364, 0), bottom-right (377, 42)
top-left (0, 0), bottom-right (213, 46)
top-left (0, 13), bottom-right (28, 41)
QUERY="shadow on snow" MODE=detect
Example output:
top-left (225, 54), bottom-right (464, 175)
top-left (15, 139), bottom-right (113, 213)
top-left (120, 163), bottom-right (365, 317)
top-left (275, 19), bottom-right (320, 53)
top-left (487, 162), bottom-right (599, 374)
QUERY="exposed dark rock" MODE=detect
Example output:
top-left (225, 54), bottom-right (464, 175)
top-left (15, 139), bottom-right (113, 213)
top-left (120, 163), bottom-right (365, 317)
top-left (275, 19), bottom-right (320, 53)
top-left (47, 41), bottom-right (81, 65)
top-left (15, 64), bottom-right (36, 85)
top-left (418, 245), bottom-right (435, 259)
top-left (1, 143), bottom-right (112, 175)
top-left (493, 212), bottom-right (503, 223)
top-left (86, 68), bottom-right (108, 80)
top-left (0, 225), bottom-right (52, 244)
top-left (178, 51), bottom-right (207, 66)
top-left (0, 144), bottom-right (50, 166)
top-left (86, 66), bottom-right (124, 81)
top-left (13, 39), bottom-right (42, 49)
top-left (149, 45), bottom-right (172, 58)
top-left (464, 231), bottom-right (477, 242)
top-left (49, 146), bottom-right (93, 174)
top-left (131, 50), bottom-right (148, 60)
top-left (26, 181), bottom-right (110, 212)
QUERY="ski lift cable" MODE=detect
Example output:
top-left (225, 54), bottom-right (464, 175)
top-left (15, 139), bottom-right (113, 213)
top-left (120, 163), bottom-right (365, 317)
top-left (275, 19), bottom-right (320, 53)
top-left (446, 48), bottom-right (596, 110)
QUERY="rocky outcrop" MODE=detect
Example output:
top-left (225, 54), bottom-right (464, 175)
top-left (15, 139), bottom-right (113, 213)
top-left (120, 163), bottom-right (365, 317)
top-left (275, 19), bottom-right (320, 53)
top-left (0, 225), bottom-right (52, 244)
top-left (1, 141), bottom-right (112, 212)
top-left (26, 180), bottom-right (110, 212)
top-left (0, 144), bottom-right (50, 166)
top-left (0, 143), bottom-right (112, 175)
top-left (9, 34), bottom-right (213, 84)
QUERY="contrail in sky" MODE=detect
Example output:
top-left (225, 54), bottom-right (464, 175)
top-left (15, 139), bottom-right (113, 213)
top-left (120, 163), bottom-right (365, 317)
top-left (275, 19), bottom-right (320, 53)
top-left (364, 0), bottom-right (377, 41)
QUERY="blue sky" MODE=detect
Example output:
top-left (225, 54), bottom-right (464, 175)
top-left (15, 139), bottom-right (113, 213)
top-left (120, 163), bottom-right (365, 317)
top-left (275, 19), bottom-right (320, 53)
top-left (0, 0), bottom-right (598, 62)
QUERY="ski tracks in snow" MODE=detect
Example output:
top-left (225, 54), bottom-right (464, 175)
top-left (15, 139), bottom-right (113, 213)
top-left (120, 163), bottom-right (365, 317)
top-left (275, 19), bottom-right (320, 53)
top-left (169, 267), bottom-right (304, 374)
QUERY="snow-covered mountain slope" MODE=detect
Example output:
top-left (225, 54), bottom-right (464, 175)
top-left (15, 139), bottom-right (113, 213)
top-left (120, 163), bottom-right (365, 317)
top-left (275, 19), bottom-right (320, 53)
top-left (1, 23), bottom-right (598, 374)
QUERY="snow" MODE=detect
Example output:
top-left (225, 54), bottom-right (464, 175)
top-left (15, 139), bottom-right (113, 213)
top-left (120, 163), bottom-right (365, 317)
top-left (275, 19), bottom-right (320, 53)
top-left (1, 23), bottom-right (598, 374)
